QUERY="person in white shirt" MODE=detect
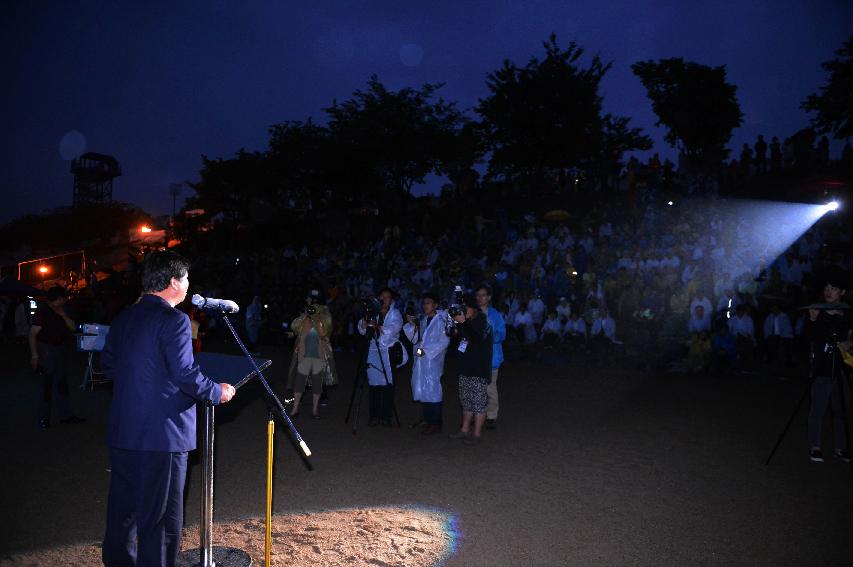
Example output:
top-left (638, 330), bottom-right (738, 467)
top-left (688, 305), bottom-right (712, 334)
top-left (689, 291), bottom-right (714, 326)
top-left (727, 304), bottom-right (755, 368)
top-left (540, 312), bottom-right (563, 347)
top-left (527, 293), bottom-right (546, 328)
top-left (590, 308), bottom-right (617, 350)
top-left (762, 303), bottom-right (794, 367)
top-left (563, 312), bottom-right (587, 349)
top-left (556, 297), bottom-right (572, 320)
top-left (512, 304), bottom-right (537, 345)
top-left (402, 293), bottom-right (450, 435)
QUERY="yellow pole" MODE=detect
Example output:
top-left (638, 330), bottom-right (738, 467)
top-left (265, 416), bottom-right (274, 566)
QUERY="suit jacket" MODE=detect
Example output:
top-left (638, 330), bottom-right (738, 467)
top-left (103, 294), bottom-right (222, 452)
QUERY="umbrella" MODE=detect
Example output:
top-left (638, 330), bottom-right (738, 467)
top-left (543, 209), bottom-right (570, 222)
top-left (0, 278), bottom-right (45, 296)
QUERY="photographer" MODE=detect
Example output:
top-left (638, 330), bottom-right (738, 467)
top-left (358, 288), bottom-right (407, 426)
top-left (804, 269), bottom-right (852, 463)
top-left (448, 293), bottom-right (493, 445)
top-left (403, 293), bottom-right (450, 435)
top-left (286, 290), bottom-right (336, 418)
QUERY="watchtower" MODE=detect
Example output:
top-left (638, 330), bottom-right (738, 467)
top-left (71, 152), bottom-right (121, 206)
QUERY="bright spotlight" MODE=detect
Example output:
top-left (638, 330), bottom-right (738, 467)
top-left (824, 201), bottom-right (839, 212)
top-left (38, 266), bottom-right (49, 274)
top-left (667, 201), bottom-right (674, 206)
top-left (140, 225), bottom-right (152, 233)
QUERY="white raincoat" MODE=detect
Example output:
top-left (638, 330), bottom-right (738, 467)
top-left (403, 310), bottom-right (450, 403)
top-left (358, 307), bottom-right (408, 386)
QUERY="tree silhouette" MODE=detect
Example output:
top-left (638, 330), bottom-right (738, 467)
top-left (632, 58), bottom-right (742, 173)
top-left (324, 75), bottom-right (464, 196)
top-left (477, 34), bottom-right (648, 187)
top-left (802, 35), bottom-right (853, 140)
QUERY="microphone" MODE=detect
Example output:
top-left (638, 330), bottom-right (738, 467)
top-left (191, 294), bottom-right (240, 313)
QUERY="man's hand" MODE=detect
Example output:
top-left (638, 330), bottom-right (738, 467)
top-left (453, 314), bottom-right (466, 324)
top-left (219, 383), bottom-right (236, 403)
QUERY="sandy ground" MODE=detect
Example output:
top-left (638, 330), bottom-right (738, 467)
top-left (5, 508), bottom-right (450, 566)
top-left (1, 338), bottom-right (852, 566)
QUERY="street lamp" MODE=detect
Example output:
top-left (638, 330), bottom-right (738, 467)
top-left (38, 265), bottom-right (49, 288)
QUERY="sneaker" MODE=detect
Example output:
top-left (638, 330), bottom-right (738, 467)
top-left (448, 430), bottom-right (470, 440)
top-left (809, 448), bottom-right (824, 463)
top-left (834, 449), bottom-right (851, 463)
top-left (39, 418), bottom-right (50, 429)
top-left (485, 419), bottom-right (497, 430)
top-left (463, 435), bottom-right (482, 446)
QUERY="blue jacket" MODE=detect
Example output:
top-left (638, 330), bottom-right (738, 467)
top-left (103, 295), bottom-right (222, 452)
top-left (487, 307), bottom-right (506, 369)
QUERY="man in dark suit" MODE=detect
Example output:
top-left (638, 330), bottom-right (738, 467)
top-left (101, 250), bottom-right (236, 567)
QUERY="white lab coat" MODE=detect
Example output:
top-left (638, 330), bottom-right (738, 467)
top-left (403, 310), bottom-right (450, 403)
top-left (358, 307), bottom-right (407, 386)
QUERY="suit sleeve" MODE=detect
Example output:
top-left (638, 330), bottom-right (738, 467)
top-left (163, 312), bottom-right (222, 404)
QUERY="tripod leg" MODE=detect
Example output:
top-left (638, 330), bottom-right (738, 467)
top-left (765, 382), bottom-right (812, 466)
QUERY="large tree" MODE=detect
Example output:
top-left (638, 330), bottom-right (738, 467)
top-left (476, 34), bottom-right (649, 185)
top-left (324, 75), bottom-right (464, 196)
top-left (802, 35), bottom-right (853, 140)
top-left (632, 58), bottom-right (742, 172)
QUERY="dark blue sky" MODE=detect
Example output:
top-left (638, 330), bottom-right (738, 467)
top-left (3, 1), bottom-right (851, 224)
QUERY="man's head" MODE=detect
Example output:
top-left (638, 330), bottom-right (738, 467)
top-left (820, 267), bottom-right (848, 304)
top-left (142, 250), bottom-right (190, 307)
top-left (378, 288), bottom-right (395, 310)
top-left (46, 285), bottom-right (67, 307)
top-left (475, 285), bottom-right (492, 310)
top-left (462, 293), bottom-right (479, 319)
top-left (693, 305), bottom-right (705, 318)
top-left (421, 292), bottom-right (438, 316)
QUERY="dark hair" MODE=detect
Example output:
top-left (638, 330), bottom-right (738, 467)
top-left (46, 285), bottom-right (66, 301)
top-left (476, 284), bottom-right (492, 296)
top-left (142, 250), bottom-right (190, 293)
top-left (378, 287), bottom-right (397, 299)
top-left (421, 292), bottom-right (439, 303)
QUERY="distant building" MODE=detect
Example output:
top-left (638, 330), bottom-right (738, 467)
top-left (71, 152), bottom-right (121, 206)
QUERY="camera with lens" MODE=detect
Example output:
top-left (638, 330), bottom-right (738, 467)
top-left (358, 295), bottom-right (382, 320)
top-left (305, 305), bottom-right (317, 316)
top-left (446, 285), bottom-right (465, 318)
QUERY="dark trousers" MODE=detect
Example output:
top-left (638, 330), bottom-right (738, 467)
top-left (808, 375), bottom-right (849, 450)
top-left (369, 385), bottom-right (394, 421)
top-left (37, 343), bottom-right (72, 422)
top-left (103, 448), bottom-right (188, 567)
top-left (422, 401), bottom-right (442, 426)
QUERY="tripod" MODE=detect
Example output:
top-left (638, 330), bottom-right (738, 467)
top-left (765, 333), bottom-right (853, 479)
top-left (345, 323), bottom-right (400, 434)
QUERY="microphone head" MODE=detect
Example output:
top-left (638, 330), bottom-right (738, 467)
top-left (191, 294), bottom-right (206, 308)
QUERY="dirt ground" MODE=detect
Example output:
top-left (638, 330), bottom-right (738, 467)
top-left (1, 339), bottom-right (852, 566)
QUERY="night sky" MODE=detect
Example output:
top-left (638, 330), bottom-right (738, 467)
top-left (3, 1), bottom-right (852, 224)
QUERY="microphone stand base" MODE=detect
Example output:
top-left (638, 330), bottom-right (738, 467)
top-left (177, 546), bottom-right (252, 567)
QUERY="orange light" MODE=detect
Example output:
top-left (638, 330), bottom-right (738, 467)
top-left (39, 266), bottom-right (49, 274)
top-left (140, 225), bottom-right (152, 233)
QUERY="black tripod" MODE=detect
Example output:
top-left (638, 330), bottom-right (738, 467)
top-left (765, 333), bottom-right (853, 478)
top-left (345, 323), bottom-right (400, 434)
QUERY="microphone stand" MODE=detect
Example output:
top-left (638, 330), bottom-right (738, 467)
top-left (187, 309), bottom-right (310, 567)
top-left (218, 311), bottom-right (311, 456)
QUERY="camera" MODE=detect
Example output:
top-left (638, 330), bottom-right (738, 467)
top-left (447, 285), bottom-right (465, 318)
top-left (306, 305), bottom-right (317, 316)
top-left (358, 295), bottom-right (382, 320)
